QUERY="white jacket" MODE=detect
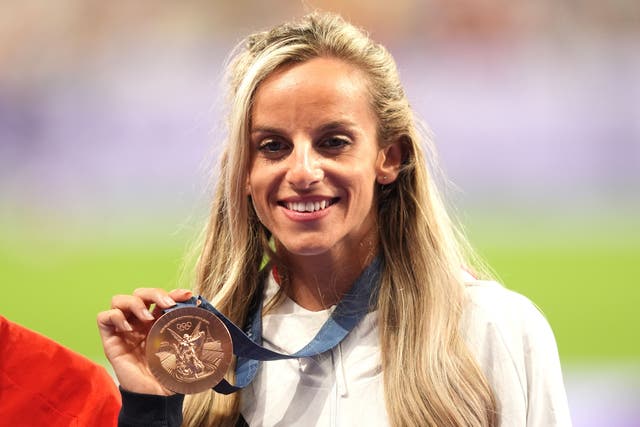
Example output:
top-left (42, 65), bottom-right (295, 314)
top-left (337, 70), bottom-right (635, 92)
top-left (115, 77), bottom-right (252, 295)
top-left (240, 272), bottom-right (572, 426)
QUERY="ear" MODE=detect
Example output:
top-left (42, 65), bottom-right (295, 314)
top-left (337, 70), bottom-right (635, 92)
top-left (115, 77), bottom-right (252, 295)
top-left (375, 139), bottom-right (405, 184)
top-left (245, 175), bottom-right (252, 196)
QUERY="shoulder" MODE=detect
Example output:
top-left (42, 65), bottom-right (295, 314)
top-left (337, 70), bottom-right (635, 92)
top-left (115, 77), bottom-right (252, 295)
top-left (461, 277), bottom-right (557, 375)
top-left (463, 279), bottom-right (552, 343)
top-left (461, 279), bottom-right (573, 426)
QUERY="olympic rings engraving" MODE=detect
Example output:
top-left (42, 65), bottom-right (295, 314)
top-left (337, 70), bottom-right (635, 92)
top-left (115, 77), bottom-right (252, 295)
top-left (176, 321), bottom-right (192, 331)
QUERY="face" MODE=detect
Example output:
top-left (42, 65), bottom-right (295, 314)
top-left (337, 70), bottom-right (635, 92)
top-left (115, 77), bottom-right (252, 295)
top-left (247, 57), bottom-right (396, 261)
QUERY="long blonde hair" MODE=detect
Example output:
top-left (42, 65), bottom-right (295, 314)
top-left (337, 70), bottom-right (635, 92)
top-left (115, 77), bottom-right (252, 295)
top-left (183, 12), bottom-right (497, 427)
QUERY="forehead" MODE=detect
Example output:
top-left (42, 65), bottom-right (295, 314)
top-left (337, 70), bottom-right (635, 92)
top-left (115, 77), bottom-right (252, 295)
top-left (250, 57), bottom-right (375, 128)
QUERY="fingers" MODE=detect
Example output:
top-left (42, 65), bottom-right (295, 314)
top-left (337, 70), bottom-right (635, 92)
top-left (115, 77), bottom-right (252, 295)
top-left (108, 288), bottom-right (176, 321)
top-left (147, 288), bottom-right (194, 317)
top-left (97, 308), bottom-right (133, 334)
top-left (103, 287), bottom-right (194, 325)
top-left (99, 287), bottom-right (194, 332)
top-left (132, 287), bottom-right (178, 309)
top-left (110, 294), bottom-right (156, 323)
top-left (168, 288), bottom-right (193, 302)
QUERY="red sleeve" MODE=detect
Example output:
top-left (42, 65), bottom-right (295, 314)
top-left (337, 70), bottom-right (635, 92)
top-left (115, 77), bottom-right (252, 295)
top-left (0, 315), bottom-right (121, 427)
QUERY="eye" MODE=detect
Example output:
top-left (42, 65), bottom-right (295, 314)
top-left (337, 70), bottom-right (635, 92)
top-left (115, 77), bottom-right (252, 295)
top-left (257, 138), bottom-right (291, 159)
top-left (319, 136), bottom-right (351, 150)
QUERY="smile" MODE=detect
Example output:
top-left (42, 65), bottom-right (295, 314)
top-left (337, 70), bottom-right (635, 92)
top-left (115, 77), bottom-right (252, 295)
top-left (281, 198), bottom-right (339, 213)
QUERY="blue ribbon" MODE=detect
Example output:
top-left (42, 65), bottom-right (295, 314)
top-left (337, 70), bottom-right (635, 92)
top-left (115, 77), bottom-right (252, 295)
top-left (169, 256), bottom-right (381, 394)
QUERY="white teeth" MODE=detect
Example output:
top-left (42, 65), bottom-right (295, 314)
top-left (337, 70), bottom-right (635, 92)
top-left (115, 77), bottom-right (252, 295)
top-left (286, 200), bottom-right (332, 212)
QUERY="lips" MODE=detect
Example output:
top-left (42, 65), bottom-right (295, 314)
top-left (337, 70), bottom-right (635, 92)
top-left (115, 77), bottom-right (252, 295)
top-left (279, 197), bottom-right (339, 213)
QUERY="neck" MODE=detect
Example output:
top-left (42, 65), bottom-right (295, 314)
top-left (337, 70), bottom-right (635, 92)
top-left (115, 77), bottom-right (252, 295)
top-left (276, 240), bottom-right (377, 311)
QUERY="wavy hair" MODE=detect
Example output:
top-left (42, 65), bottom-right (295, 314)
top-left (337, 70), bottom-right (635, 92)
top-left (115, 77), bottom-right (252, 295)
top-left (183, 12), bottom-right (497, 427)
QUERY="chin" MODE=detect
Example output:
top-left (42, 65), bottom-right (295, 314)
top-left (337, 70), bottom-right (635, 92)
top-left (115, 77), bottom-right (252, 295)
top-left (279, 239), bottom-right (334, 257)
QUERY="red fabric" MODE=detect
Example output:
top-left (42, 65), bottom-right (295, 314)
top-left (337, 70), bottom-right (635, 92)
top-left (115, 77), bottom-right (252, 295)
top-left (0, 315), bottom-right (121, 426)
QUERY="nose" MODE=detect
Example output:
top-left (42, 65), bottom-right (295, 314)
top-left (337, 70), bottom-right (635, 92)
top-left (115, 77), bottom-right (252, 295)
top-left (286, 142), bottom-right (324, 189)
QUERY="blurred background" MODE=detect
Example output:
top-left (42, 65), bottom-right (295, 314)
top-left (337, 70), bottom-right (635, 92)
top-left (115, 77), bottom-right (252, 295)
top-left (1, 1), bottom-right (638, 425)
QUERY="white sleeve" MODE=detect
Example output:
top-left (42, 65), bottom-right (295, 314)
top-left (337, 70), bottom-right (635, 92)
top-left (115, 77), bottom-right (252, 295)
top-left (519, 295), bottom-right (573, 427)
top-left (463, 282), bottom-right (572, 427)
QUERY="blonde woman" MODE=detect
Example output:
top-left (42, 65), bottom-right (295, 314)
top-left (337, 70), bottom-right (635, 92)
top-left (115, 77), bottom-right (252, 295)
top-left (98, 12), bottom-right (571, 427)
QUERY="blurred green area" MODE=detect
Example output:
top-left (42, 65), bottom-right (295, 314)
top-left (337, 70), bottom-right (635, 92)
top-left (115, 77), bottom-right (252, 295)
top-left (0, 217), bottom-right (197, 361)
top-left (1, 213), bottom-right (638, 363)
top-left (465, 211), bottom-right (640, 364)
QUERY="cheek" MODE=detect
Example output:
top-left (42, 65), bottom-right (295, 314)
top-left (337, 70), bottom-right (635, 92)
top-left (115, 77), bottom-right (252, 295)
top-left (247, 169), bottom-right (276, 216)
top-left (344, 170), bottom-right (378, 207)
top-left (247, 166), bottom-right (264, 196)
top-left (248, 179), bottom-right (265, 206)
top-left (248, 187), bottom-right (270, 227)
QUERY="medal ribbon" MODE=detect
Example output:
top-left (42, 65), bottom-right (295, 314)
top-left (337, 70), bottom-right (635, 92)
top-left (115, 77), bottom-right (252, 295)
top-left (169, 256), bottom-right (381, 394)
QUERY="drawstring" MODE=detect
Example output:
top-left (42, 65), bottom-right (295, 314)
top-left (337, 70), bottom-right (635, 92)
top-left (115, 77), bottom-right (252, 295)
top-left (335, 342), bottom-right (349, 398)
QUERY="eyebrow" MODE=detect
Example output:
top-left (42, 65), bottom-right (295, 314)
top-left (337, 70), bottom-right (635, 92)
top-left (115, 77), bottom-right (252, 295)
top-left (250, 125), bottom-right (284, 136)
top-left (250, 120), bottom-right (357, 136)
top-left (316, 120), bottom-right (357, 134)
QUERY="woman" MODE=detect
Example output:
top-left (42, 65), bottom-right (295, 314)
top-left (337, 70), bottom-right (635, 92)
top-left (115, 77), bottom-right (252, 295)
top-left (98, 12), bottom-right (571, 427)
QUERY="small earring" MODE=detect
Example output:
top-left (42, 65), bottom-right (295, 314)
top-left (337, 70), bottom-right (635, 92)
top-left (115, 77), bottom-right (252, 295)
top-left (382, 175), bottom-right (388, 182)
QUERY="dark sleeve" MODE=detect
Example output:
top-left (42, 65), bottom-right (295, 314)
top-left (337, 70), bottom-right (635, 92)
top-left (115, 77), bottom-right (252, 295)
top-left (118, 387), bottom-right (185, 427)
top-left (236, 414), bottom-right (249, 427)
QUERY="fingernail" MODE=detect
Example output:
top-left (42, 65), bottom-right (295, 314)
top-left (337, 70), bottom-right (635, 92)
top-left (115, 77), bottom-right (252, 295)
top-left (142, 308), bottom-right (154, 320)
top-left (163, 296), bottom-right (176, 306)
top-left (122, 320), bottom-right (133, 332)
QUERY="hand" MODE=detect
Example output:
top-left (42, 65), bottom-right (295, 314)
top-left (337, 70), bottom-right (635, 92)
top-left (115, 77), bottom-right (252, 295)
top-left (97, 287), bottom-right (193, 395)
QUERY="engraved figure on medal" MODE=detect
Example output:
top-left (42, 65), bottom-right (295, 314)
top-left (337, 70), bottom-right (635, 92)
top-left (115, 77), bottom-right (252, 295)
top-left (146, 306), bottom-right (233, 394)
top-left (156, 321), bottom-right (221, 382)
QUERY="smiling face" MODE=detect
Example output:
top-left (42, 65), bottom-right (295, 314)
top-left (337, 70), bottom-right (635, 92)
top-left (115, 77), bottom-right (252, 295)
top-left (247, 57), bottom-right (395, 262)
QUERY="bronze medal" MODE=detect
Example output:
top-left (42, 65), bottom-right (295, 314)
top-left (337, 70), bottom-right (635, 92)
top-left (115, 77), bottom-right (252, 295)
top-left (146, 306), bottom-right (233, 394)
